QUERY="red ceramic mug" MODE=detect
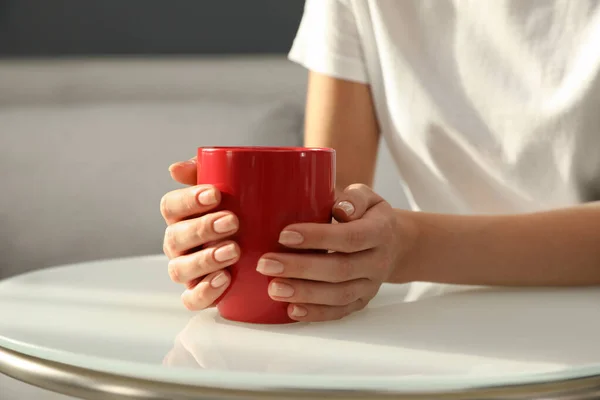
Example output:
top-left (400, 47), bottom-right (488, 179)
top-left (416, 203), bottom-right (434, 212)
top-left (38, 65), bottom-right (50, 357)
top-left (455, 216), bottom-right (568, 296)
top-left (197, 146), bottom-right (336, 324)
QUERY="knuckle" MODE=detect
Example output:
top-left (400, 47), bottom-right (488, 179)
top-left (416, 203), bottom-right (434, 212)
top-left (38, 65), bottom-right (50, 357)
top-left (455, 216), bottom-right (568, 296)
top-left (163, 227), bottom-right (178, 256)
top-left (336, 284), bottom-right (359, 305)
top-left (199, 283), bottom-right (220, 307)
top-left (181, 294), bottom-right (195, 311)
top-left (335, 256), bottom-right (355, 282)
top-left (316, 306), bottom-right (339, 322)
top-left (336, 299), bottom-right (366, 321)
top-left (195, 216), bottom-right (210, 239)
top-left (355, 297), bottom-right (368, 312)
top-left (160, 194), bottom-right (172, 220)
top-left (167, 261), bottom-right (180, 283)
top-left (344, 183), bottom-right (368, 193)
top-left (308, 306), bottom-right (327, 322)
top-left (332, 306), bottom-right (351, 321)
top-left (344, 228), bottom-right (367, 249)
top-left (296, 282), bottom-right (314, 302)
top-left (197, 248), bottom-right (215, 272)
top-left (182, 192), bottom-right (197, 214)
top-left (184, 283), bottom-right (213, 311)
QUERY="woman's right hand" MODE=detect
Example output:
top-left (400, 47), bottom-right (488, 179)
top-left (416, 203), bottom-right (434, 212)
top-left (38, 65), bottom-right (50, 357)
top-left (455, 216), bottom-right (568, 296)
top-left (160, 158), bottom-right (240, 311)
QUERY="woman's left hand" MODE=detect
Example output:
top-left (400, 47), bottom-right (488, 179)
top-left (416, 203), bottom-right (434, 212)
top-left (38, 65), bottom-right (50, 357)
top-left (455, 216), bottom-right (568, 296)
top-left (257, 184), bottom-right (405, 322)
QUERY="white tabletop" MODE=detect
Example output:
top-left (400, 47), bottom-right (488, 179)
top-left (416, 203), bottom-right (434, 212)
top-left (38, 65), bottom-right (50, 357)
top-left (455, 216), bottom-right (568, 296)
top-left (1, 255), bottom-right (600, 399)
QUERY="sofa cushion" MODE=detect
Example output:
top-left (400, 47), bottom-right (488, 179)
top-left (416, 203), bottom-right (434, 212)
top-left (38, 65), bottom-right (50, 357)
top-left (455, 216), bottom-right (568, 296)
top-left (0, 98), bottom-right (303, 278)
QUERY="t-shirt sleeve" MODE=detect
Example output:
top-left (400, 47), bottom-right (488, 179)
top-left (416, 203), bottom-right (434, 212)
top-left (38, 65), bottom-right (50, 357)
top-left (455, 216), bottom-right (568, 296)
top-left (288, 0), bottom-right (369, 84)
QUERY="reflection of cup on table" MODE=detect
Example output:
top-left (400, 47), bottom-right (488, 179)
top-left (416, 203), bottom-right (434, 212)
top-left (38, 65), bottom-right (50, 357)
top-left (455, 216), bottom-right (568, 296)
top-left (197, 146), bottom-right (335, 324)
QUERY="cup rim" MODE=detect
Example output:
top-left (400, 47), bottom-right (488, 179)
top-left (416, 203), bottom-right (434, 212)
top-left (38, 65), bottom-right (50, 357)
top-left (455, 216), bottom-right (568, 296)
top-left (198, 146), bottom-right (334, 153)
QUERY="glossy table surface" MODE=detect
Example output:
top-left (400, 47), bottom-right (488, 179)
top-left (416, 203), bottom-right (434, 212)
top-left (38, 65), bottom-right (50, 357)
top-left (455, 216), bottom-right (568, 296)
top-left (1, 255), bottom-right (600, 399)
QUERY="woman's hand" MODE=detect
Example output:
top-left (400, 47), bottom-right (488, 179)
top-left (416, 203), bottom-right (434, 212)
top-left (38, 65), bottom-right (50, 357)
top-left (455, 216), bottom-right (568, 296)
top-left (257, 184), bottom-right (405, 322)
top-left (160, 158), bottom-right (238, 310)
top-left (162, 159), bottom-right (407, 321)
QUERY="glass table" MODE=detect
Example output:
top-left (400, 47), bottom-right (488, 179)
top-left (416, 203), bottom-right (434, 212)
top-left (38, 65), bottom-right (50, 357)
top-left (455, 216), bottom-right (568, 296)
top-left (1, 255), bottom-right (600, 399)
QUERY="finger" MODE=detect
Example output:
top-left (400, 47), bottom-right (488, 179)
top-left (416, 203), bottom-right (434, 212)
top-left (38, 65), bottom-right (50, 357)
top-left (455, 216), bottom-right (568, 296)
top-left (160, 185), bottom-right (221, 224)
top-left (278, 207), bottom-right (391, 252)
top-left (181, 269), bottom-right (230, 311)
top-left (287, 299), bottom-right (368, 322)
top-left (332, 183), bottom-right (383, 223)
top-left (169, 156), bottom-right (197, 186)
top-left (256, 250), bottom-right (376, 282)
top-left (168, 241), bottom-right (240, 283)
top-left (163, 211), bottom-right (239, 257)
top-left (267, 277), bottom-right (374, 306)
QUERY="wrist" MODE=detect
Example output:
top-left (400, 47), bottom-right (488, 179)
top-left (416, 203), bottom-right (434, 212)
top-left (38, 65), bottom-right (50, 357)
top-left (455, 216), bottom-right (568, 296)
top-left (386, 208), bottom-right (424, 284)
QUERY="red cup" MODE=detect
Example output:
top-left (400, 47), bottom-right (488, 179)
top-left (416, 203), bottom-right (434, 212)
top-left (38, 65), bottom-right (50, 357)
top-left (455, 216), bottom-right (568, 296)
top-left (197, 146), bottom-right (336, 324)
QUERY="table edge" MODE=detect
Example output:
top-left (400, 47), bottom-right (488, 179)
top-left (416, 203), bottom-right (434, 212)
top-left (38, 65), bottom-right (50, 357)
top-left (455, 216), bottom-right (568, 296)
top-left (3, 345), bottom-right (600, 399)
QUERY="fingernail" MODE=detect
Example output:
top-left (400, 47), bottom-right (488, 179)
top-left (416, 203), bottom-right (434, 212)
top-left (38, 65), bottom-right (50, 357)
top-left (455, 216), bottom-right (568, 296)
top-left (256, 259), bottom-right (284, 275)
top-left (336, 201), bottom-right (355, 216)
top-left (290, 305), bottom-right (308, 317)
top-left (214, 215), bottom-right (238, 233)
top-left (210, 272), bottom-right (229, 288)
top-left (198, 189), bottom-right (217, 205)
top-left (269, 281), bottom-right (294, 298)
top-left (214, 243), bottom-right (238, 262)
top-left (278, 231), bottom-right (304, 245)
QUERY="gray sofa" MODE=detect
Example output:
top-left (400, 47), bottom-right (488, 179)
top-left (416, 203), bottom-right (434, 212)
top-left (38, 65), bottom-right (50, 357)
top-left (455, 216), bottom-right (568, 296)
top-left (0, 56), bottom-right (407, 399)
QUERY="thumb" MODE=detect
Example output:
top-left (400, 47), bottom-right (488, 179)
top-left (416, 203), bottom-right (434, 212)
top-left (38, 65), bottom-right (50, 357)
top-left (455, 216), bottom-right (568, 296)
top-left (168, 156), bottom-right (197, 186)
top-left (332, 184), bottom-right (383, 223)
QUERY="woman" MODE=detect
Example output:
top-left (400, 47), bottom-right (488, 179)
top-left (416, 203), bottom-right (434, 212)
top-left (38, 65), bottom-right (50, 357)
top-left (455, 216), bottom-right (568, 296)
top-left (160, 0), bottom-right (600, 322)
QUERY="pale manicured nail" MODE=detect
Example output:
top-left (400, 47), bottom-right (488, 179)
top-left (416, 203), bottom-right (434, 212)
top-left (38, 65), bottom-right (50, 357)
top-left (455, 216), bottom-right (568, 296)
top-left (269, 282), bottom-right (294, 298)
top-left (198, 189), bottom-right (217, 205)
top-left (290, 305), bottom-right (308, 317)
top-left (214, 243), bottom-right (238, 262)
top-left (210, 272), bottom-right (229, 288)
top-left (256, 259), bottom-right (284, 274)
top-left (278, 231), bottom-right (304, 245)
top-left (336, 200), bottom-right (355, 216)
top-left (213, 215), bottom-right (237, 233)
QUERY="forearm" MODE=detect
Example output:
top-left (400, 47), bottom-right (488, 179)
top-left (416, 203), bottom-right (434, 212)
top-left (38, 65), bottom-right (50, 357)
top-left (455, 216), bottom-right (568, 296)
top-left (392, 203), bottom-right (600, 286)
top-left (303, 72), bottom-right (380, 191)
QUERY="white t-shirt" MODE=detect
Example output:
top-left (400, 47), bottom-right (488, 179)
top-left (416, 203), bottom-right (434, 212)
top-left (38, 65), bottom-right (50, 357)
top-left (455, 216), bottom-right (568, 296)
top-left (289, 0), bottom-right (600, 214)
